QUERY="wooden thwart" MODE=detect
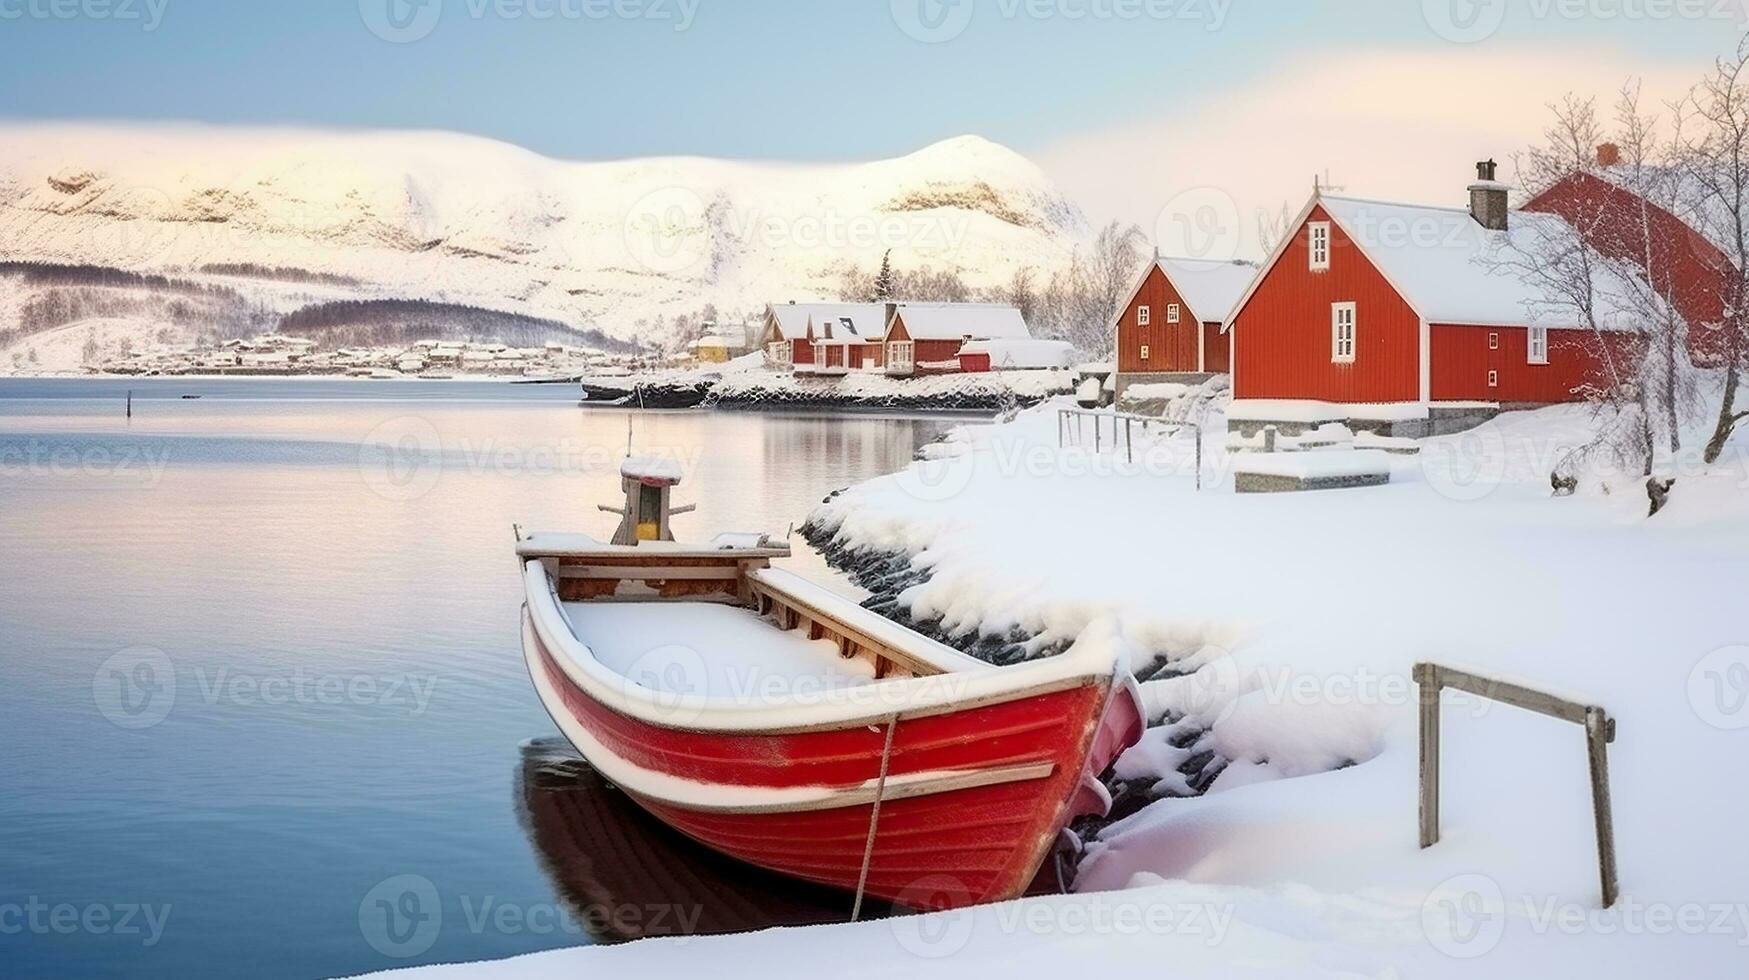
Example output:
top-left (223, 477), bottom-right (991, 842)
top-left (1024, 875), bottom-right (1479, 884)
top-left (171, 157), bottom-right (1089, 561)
top-left (1414, 662), bottom-right (1620, 908)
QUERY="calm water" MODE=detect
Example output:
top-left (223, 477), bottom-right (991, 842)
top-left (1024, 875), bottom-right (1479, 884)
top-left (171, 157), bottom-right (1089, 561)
top-left (0, 379), bottom-right (954, 979)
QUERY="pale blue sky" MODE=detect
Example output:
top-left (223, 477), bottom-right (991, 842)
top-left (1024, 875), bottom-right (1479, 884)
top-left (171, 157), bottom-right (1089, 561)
top-left (0, 0), bottom-right (1737, 164)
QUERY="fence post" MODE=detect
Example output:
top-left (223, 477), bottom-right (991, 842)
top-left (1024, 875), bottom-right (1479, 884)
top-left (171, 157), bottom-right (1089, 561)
top-left (1586, 707), bottom-right (1620, 908)
top-left (1194, 423), bottom-right (1203, 492)
top-left (1415, 663), bottom-right (1442, 849)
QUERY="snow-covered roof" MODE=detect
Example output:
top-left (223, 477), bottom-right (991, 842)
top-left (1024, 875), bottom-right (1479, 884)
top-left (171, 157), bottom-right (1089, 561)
top-left (958, 338), bottom-right (1077, 369)
top-left (1308, 195), bottom-right (1635, 329)
top-left (1155, 257), bottom-right (1260, 324)
top-left (893, 303), bottom-right (1031, 341)
top-left (621, 455), bottom-right (683, 485)
top-left (807, 304), bottom-right (889, 343)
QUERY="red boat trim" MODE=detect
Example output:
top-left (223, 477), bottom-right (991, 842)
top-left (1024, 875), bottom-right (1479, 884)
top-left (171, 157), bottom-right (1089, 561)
top-left (526, 611), bottom-right (1058, 815)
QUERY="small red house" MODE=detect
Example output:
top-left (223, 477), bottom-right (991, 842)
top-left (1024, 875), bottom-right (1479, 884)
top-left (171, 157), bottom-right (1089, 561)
top-left (1524, 149), bottom-right (1734, 364)
top-left (884, 304), bottom-right (1031, 377)
top-left (1226, 163), bottom-right (1642, 437)
top-left (760, 303), bottom-right (887, 374)
top-left (1113, 256), bottom-right (1258, 398)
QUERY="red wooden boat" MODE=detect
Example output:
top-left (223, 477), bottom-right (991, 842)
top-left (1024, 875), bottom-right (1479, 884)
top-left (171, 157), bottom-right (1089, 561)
top-left (516, 460), bottom-right (1144, 911)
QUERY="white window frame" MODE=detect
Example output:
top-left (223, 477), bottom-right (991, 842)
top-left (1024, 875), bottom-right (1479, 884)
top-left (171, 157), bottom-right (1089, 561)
top-left (1137, 305), bottom-right (1151, 327)
top-left (1331, 302), bottom-right (1357, 363)
top-left (1488, 369), bottom-right (1500, 388)
top-left (1528, 326), bottom-right (1549, 365)
top-left (1310, 222), bottom-right (1332, 272)
top-left (1167, 304), bottom-right (1181, 324)
top-left (1489, 332), bottom-right (1500, 351)
top-left (1140, 344), bottom-right (1151, 362)
top-left (813, 343), bottom-right (827, 371)
top-left (887, 340), bottom-right (915, 372)
top-left (767, 341), bottom-right (791, 366)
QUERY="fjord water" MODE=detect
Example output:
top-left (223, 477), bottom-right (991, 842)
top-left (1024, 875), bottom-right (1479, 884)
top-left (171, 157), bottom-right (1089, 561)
top-left (0, 379), bottom-right (953, 980)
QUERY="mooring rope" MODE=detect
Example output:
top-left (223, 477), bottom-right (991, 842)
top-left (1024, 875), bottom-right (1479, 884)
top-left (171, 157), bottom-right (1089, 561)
top-left (851, 713), bottom-right (901, 922)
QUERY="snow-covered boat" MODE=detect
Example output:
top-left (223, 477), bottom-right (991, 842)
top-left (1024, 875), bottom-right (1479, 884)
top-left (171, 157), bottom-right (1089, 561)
top-left (516, 459), bottom-right (1145, 910)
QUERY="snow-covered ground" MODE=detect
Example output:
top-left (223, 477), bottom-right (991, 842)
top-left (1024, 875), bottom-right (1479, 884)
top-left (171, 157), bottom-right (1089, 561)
top-left (359, 396), bottom-right (1749, 979)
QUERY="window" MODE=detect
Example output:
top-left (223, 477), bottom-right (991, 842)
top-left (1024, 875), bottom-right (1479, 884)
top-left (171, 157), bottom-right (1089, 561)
top-left (887, 341), bottom-right (915, 372)
top-left (1488, 370), bottom-right (1500, 388)
top-left (767, 341), bottom-right (791, 366)
top-left (1140, 345), bottom-right (1151, 361)
top-left (1331, 302), bottom-right (1356, 363)
top-left (1138, 306), bottom-right (1151, 327)
top-left (1489, 332), bottom-right (1500, 351)
top-left (1528, 326), bottom-right (1549, 365)
top-left (1310, 222), bottom-right (1332, 271)
top-left (1167, 304), bottom-right (1181, 324)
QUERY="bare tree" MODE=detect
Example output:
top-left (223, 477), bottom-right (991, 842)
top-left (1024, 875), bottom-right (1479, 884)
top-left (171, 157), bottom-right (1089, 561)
top-left (1511, 95), bottom-right (1660, 486)
top-left (1257, 201), bottom-right (1297, 254)
top-left (1673, 37), bottom-right (1749, 464)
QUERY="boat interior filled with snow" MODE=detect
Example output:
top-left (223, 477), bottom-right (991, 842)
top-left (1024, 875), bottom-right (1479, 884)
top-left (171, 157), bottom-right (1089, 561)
top-left (515, 458), bottom-right (1145, 910)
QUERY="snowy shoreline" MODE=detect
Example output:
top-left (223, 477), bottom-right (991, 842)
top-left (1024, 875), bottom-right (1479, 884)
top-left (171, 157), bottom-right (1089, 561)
top-left (356, 395), bottom-right (1749, 979)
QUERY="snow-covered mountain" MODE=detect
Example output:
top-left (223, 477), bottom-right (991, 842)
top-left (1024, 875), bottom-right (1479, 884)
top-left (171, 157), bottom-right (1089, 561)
top-left (0, 124), bottom-right (1089, 351)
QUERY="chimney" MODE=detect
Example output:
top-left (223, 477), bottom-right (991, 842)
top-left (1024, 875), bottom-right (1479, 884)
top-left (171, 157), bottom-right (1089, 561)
top-left (1596, 142), bottom-right (1622, 168)
top-left (1468, 159), bottom-right (1509, 232)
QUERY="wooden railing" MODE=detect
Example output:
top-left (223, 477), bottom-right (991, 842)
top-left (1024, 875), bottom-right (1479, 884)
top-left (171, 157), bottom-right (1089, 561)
top-left (1057, 409), bottom-right (1203, 489)
top-left (1414, 663), bottom-right (1620, 908)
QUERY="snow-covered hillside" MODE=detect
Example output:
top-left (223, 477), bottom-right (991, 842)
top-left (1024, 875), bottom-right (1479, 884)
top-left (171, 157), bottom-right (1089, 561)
top-left (0, 124), bottom-right (1088, 353)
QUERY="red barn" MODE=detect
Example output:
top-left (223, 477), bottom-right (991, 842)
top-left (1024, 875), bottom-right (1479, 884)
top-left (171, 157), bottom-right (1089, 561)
top-left (1112, 256), bottom-right (1258, 398)
top-left (883, 304), bottom-right (1031, 377)
top-left (1524, 148), bottom-right (1735, 364)
top-left (1226, 164), bottom-right (1643, 438)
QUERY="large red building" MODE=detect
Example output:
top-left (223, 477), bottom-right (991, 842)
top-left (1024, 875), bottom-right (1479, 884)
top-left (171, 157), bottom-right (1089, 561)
top-left (1226, 164), bottom-right (1643, 436)
top-left (1524, 149), bottom-right (1735, 364)
top-left (1111, 256), bottom-right (1258, 397)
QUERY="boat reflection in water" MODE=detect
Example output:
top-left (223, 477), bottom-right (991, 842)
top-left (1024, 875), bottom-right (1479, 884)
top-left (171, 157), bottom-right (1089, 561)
top-left (516, 736), bottom-right (899, 943)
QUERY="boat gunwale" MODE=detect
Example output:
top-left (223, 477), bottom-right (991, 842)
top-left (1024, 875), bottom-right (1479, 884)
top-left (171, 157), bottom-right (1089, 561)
top-left (521, 558), bottom-right (1125, 735)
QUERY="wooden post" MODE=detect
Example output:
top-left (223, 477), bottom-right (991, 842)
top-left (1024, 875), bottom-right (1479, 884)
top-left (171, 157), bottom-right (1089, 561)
top-left (1125, 418), bottom-right (1133, 464)
top-left (126, 390), bottom-right (133, 420)
top-left (1586, 707), bottom-right (1620, 908)
top-left (1194, 423), bottom-right (1203, 492)
top-left (1416, 663), bottom-right (1442, 849)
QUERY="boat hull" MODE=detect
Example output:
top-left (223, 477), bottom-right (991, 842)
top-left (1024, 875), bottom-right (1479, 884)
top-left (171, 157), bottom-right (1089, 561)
top-left (523, 611), bottom-right (1144, 910)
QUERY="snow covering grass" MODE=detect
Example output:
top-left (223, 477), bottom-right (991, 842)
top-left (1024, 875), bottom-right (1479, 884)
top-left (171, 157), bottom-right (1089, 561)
top-left (362, 395), bottom-right (1749, 979)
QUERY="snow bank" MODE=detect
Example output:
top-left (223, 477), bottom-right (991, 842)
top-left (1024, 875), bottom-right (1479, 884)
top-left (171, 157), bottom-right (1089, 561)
top-left (1230, 449), bottom-right (1392, 479)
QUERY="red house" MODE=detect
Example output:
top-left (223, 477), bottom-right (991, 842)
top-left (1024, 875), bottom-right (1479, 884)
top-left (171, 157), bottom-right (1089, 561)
top-left (1226, 163), bottom-right (1644, 437)
top-left (1524, 145), bottom-right (1735, 364)
top-left (1112, 256), bottom-right (1259, 398)
top-left (760, 303), bottom-right (886, 374)
top-left (883, 304), bottom-right (1031, 377)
